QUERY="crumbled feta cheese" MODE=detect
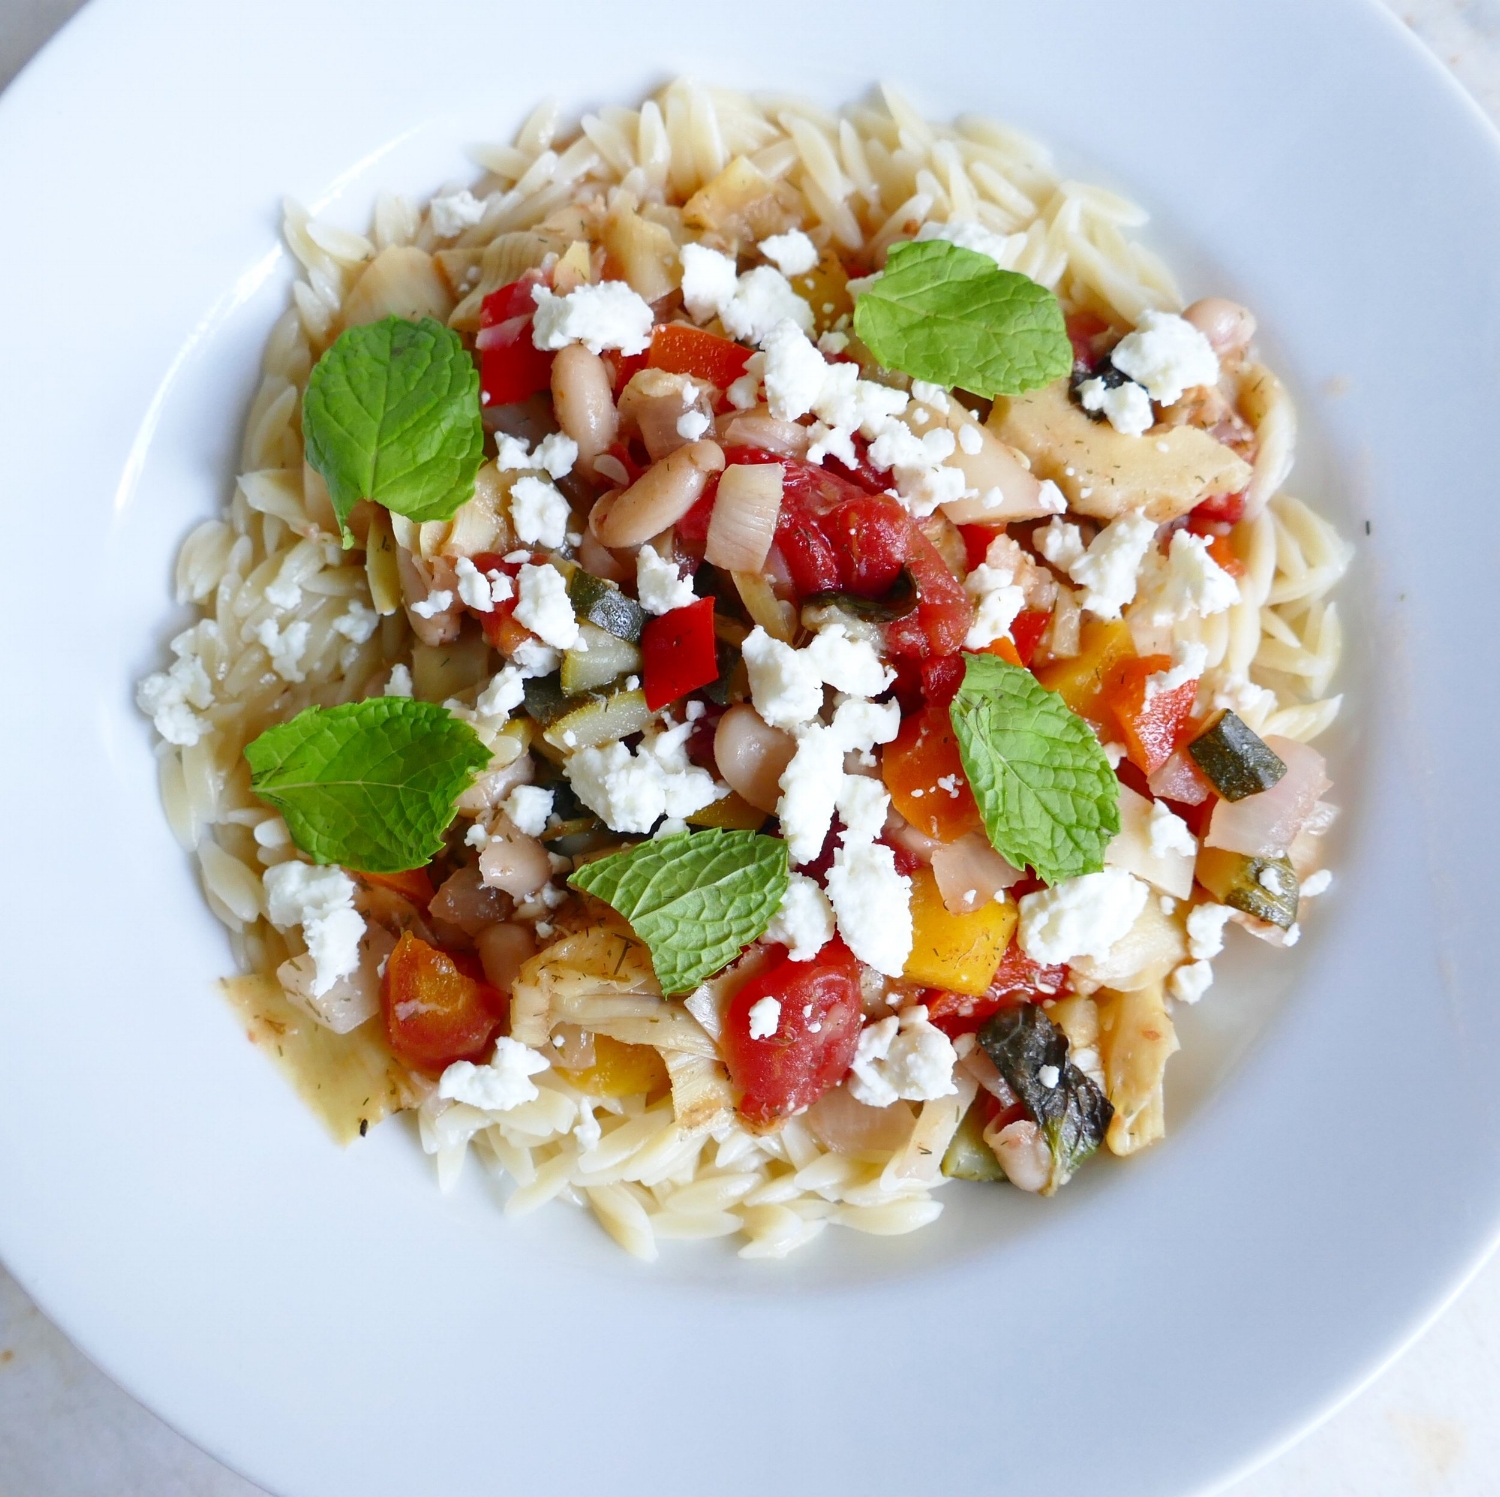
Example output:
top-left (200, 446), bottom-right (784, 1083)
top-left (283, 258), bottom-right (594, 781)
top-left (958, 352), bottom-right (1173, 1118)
top-left (721, 265), bottom-right (814, 345)
top-left (741, 625), bottom-right (824, 730)
top-left (564, 723), bottom-right (723, 833)
top-left (494, 432), bottom-right (532, 471)
top-left (963, 562), bottom-right (1027, 649)
top-left (332, 601), bottom-right (378, 644)
top-left (1209, 672), bottom-right (1278, 722)
top-left (384, 663), bottom-right (413, 697)
top-left (503, 784), bottom-right (554, 837)
top-left (676, 409), bottom-right (711, 441)
top-left (679, 242), bottom-right (739, 323)
top-left (847, 1006), bottom-right (958, 1107)
top-left (1036, 516), bottom-right (1087, 572)
top-left (1148, 799), bottom-right (1198, 860)
top-left (1186, 902), bottom-right (1235, 960)
top-left (438, 1038), bottom-right (550, 1111)
top-left (530, 279), bottom-right (654, 356)
top-left (763, 873), bottom-right (836, 961)
top-left (1018, 868), bottom-right (1149, 966)
top-left (1258, 863), bottom-right (1293, 895)
top-left (454, 556), bottom-right (506, 613)
top-left (135, 624), bottom-right (218, 746)
top-left (263, 861), bottom-right (364, 998)
top-left (1146, 639), bottom-right (1209, 699)
top-left (513, 563), bottom-right (579, 650)
top-left (1078, 376), bottom-right (1155, 436)
top-left (836, 774), bottom-right (891, 844)
top-left (817, 329), bottom-right (850, 356)
top-left (429, 188), bottom-right (488, 238)
top-left (635, 544), bottom-right (697, 616)
top-left (1137, 529), bottom-right (1240, 624)
top-left (826, 838), bottom-right (912, 977)
top-left (758, 228), bottom-right (819, 277)
top-left (1037, 1063), bottom-right (1061, 1089)
top-left (747, 996), bottom-right (782, 1040)
top-left (804, 620), bottom-right (895, 699)
top-left (726, 371), bottom-right (761, 409)
top-left (464, 821), bottom-right (489, 850)
top-left (914, 218), bottom-right (1015, 267)
top-left (1056, 511), bottom-right (1158, 620)
top-left (533, 432), bottom-right (578, 480)
top-left (1110, 309), bottom-right (1220, 406)
top-left (1301, 868), bottom-right (1333, 897)
top-left (509, 474), bottom-right (571, 550)
top-left (251, 618), bottom-right (312, 681)
top-left (758, 319), bottom-right (831, 422)
top-left (866, 418), bottom-right (963, 517)
top-left (829, 695), bottom-right (902, 755)
top-left (510, 638), bottom-right (561, 677)
top-left (1169, 960), bottom-right (1214, 1005)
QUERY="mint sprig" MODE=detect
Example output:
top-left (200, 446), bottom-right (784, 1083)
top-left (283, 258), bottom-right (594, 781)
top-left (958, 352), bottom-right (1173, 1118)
top-left (303, 315), bottom-right (484, 544)
top-left (245, 699), bottom-right (491, 873)
top-left (949, 655), bottom-right (1120, 885)
top-left (853, 240), bottom-right (1072, 397)
top-left (569, 829), bottom-right (790, 995)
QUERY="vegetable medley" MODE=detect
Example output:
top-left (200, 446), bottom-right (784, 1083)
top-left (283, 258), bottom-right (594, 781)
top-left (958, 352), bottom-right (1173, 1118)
top-left (138, 84), bottom-right (1345, 1253)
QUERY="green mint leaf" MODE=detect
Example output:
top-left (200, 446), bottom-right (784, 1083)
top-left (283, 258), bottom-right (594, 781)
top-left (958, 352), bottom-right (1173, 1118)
top-left (302, 315), bottom-right (484, 544)
top-left (853, 240), bottom-right (1072, 397)
top-left (568, 829), bottom-right (791, 995)
top-left (245, 699), bottom-right (491, 873)
top-left (949, 654), bottom-right (1120, 885)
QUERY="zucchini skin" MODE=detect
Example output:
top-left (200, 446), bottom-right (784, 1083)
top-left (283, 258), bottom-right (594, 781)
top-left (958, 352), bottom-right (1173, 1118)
top-left (941, 1099), bottom-right (1007, 1182)
top-left (1195, 848), bottom-right (1300, 928)
top-left (1188, 711), bottom-right (1287, 801)
top-left (567, 569), bottom-right (647, 643)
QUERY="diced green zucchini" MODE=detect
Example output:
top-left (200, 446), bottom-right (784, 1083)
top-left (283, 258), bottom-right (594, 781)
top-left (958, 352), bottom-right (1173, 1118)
top-left (567, 569), bottom-right (647, 643)
top-left (941, 1100), bottom-right (1006, 1182)
top-left (542, 687), bottom-right (654, 751)
top-left (702, 638), bottom-right (742, 707)
top-left (1195, 847), bottom-right (1299, 929)
top-left (805, 567), bottom-right (918, 622)
top-left (560, 622), bottom-right (642, 694)
top-left (521, 672), bottom-right (574, 727)
top-left (1187, 711), bottom-right (1287, 801)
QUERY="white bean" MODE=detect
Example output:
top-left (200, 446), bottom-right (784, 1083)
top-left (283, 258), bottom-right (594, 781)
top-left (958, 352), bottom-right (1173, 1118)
top-left (714, 704), bottom-right (797, 814)
top-left (551, 345), bottom-right (618, 473)
top-left (591, 440), bottom-right (725, 549)
top-left (1183, 297), bottom-right (1257, 359)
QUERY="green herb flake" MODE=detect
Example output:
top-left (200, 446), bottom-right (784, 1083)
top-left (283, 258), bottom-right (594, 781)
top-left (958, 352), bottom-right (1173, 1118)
top-left (245, 698), bottom-right (491, 873)
top-left (568, 828), bottom-right (791, 994)
top-left (302, 315), bottom-right (484, 544)
top-left (852, 239), bottom-right (1072, 397)
top-left (949, 654), bottom-right (1120, 885)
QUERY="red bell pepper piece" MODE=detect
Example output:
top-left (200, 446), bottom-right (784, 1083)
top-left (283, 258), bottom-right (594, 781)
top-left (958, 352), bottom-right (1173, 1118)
top-left (647, 323), bottom-right (752, 390)
top-left (959, 522), bottom-right (1007, 573)
top-left (478, 277), bottom-right (555, 408)
top-left (1010, 608), bottom-right (1052, 667)
top-left (641, 596), bottom-right (718, 710)
top-left (1103, 655), bottom-right (1200, 775)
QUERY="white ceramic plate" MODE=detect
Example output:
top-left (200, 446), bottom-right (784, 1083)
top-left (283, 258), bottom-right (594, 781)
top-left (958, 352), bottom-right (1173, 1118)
top-left (3, 1), bottom-right (1499, 1493)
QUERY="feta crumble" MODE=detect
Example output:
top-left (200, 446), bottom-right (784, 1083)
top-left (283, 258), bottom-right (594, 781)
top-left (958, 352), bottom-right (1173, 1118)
top-left (1038, 511), bottom-right (1157, 619)
top-left (747, 996), bottom-right (782, 1040)
top-left (1109, 309), bottom-right (1220, 406)
top-left (1078, 375), bottom-right (1155, 437)
top-left (847, 1006), bottom-right (958, 1107)
top-left (251, 618), bottom-right (312, 681)
top-left (1018, 868), bottom-right (1149, 966)
top-left (679, 242), bottom-right (739, 323)
top-left (454, 556), bottom-right (506, 613)
top-left (635, 544), bottom-right (697, 616)
top-left (758, 319), bottom-right (832, 422)
top-left (1186, 902), bottom-right (1235, 961)
top-left (742, 626), bottom-right (824, 730)
top-left (826, 837), bottom-right (912, 978)
top-left (509, 474), bottom-right (571, 550)
top-left (763, 873), bottom-right (836, 961)
top-left (720, 265), bottom-right (815, 345)
top-left (1147, 799), bottom-right (1198, 860)
top-left (676, 409), bottom-right (711, 441)
top-left (514, 563), bottom-right (579, 650)
top-left (565, 722), bottom-right (723, 833)
top-left (384, 663), bottom-right (414, 697)
top-left (1146, 639), bottom-right (1209, 699)
top-left (438, 1038), bottom-right (550, 1111)
top-left (963, 562), bottom-right (1027, 650)
top-left (429, 188), bottom-right (488, 238)
top-left (1169, 960), bottom-right (1214, 1005)
top-left (332, 601), bottom-right (378, 643)
top-left (804, 620), bottom-right (895, 699)
top-left (530, 279), bottom-right (655, 356)
top-left (1301, 868), bottom-right (1333, 897)
top-left (503, 784), bottom-right (554, 837)
top-left (136, 624), bottom-right (218, 746)
top-left (914, 218), bottom-right (1015, 267)
top-left (758, 228), bottom-right (819, 277)
top-left (263, 861), bottom-right (364, 998)
top-left (1137, 529), bottom-right (1241, 624)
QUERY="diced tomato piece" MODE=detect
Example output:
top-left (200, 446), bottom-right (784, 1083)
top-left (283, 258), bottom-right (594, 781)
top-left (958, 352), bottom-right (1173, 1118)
top-left (641, 597), bottom-right (718, 710)
top-left (1103, 655), bottom-right (1200, 775)
top-left (924, 940), bottom-right (1068, 1038)
top-left (959, 523), bottom-right (1007, 573)
top-left (1206, 532), bottom-right (1246, 578)
top-left (1066, 310), bottom-right (1111, 369)
top-left (1191, 489), bottom-right (1247, 526)
top-left (920, 655), bottom-right (966, 710)
top-left (382, 931), bottom-right (508, 1075)
top-left (884, 525), bottom-right (973, 659)
top-left (821, 493), bottom-right (911, 598)
top-left (361, 868), bottom-right (435, 908)
top-left (478, 277), bottom-right (555, 408)
top-left (882, 699), bottom-right (984, 843)
top-left (648, 322), bottom-right (753, 390)
top-left (722, 940), bottom-right (865, 1127)
top-left (675, 474), bottom-right (719, 547)
top-left (824, 436), bottom-right (892, 496)
top-left (1009, 609), bottom-right (1051, 667)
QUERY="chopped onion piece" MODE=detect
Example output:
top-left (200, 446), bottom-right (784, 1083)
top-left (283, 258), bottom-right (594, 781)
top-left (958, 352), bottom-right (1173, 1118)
top-left (706, 462), bottom-right (785, 572)
top-left (1205, 736), bottom-right (1329, 857)
top-left (930, 831), bottom-right (1022, 915)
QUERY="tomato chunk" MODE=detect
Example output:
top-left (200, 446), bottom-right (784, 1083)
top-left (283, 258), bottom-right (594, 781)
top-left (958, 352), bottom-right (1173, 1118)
top-left (882, 700), bottom-right (984, 843)
top-left (924, 940), bottom-right (1069, 1038)
top-left (884, 525), bottom-right (973, 659)
top-left (478, 277), bottom-right (555, 408)
top-left (959, 523), bottom-right (1007, 573)
top-left (1102, 655), bottom-right (1200, 775)
top-left (648, 322), bottom-right (752, 390)
top-left (383, 931), bottom-right (508, 1075)
top-left (1190, 488), bottom-right (1247, 526)
top-left (1009, 609), bottom-right (1051, 667)
top-left (641, 597), bottom-right (718, 710)
top-left (821, 492), bottom-right (911, 598)
top-left (722, 940), bottom-right (865, 1128)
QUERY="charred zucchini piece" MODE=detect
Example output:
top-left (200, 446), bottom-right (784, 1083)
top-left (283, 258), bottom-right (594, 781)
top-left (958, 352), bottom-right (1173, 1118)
top-left (541, 687), bottom-right (654, 752)
top-left (702, 638), bottom-right (742, 707)
top-left (567, 569), bottom-right (647, 643)
top-left (1187, 711), bottom-right (1287, 801)
top-left (805, 567), bottom-right (918, 622)
top-left (941, 1099), bottom-right (1006, 1182)
top-left (1195, 847), bottom-right (1299, 929)
top-left (521, 672), bottom-right (574, 727)
top-left (560, 622), bottom-right (642, 695)
top-left (978, 1004), bottom-right (1113, 1194)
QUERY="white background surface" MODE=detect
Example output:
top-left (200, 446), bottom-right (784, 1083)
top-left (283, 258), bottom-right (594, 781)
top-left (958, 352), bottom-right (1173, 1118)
top-left (1, 3), bottom-right (1497, 1495)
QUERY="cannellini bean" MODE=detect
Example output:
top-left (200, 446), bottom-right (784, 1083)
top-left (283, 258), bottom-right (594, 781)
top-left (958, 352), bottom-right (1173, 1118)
top-left (476, 922), bottom-right (538, 993)
top-left (578, 529), bottom-right (630, 584)
top-left (551, 344), bottom-right (618, 473)
top-left (455, 752), bottom-right (534, 816)
top-left (590, 440), bottom-right (725, 549)
top-left (1183, 297), bottom-right (1257, 359)
top-left (985, 1118), bottom-right (1050, 1193)
top-left (478, 828), bottom-right (552, 899)
top-left (714, 704), bottom-right (797, 814)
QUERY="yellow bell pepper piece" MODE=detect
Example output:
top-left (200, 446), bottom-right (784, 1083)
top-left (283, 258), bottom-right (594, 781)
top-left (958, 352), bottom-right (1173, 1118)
top-left (559, 1034), bottom-right (671, 1101)
top-left (1034, 618), bottom-right (1135, 723)
top-left (902, 866), bottom-right (1017, 997)
top-left (686, 789), bottom-right (767, 832)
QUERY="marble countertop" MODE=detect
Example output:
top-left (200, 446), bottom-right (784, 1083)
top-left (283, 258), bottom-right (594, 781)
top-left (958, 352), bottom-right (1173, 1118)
top-left (3, 2), bottom-right (1499, 1493)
